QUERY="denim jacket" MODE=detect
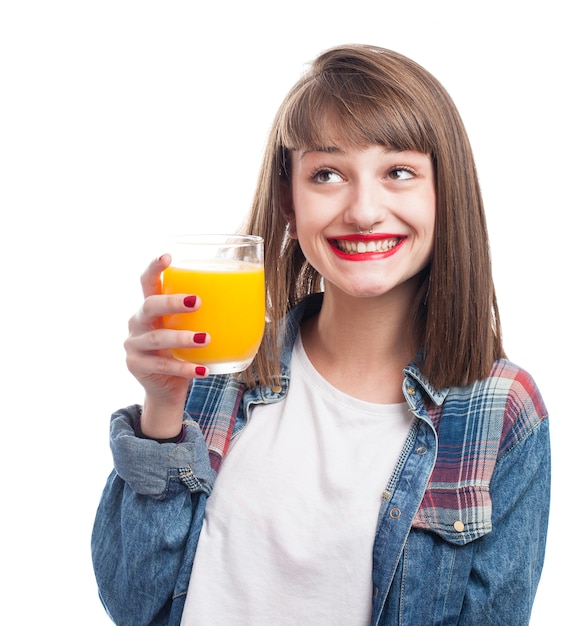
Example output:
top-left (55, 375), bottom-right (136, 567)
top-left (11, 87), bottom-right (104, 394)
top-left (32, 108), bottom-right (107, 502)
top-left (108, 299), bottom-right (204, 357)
top-left (92, 294), bottom-right (550, 626)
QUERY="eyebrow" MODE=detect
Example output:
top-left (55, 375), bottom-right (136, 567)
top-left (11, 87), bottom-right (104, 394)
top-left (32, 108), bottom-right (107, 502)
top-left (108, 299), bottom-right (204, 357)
top-left (298, 146), bottom-right (345, 159)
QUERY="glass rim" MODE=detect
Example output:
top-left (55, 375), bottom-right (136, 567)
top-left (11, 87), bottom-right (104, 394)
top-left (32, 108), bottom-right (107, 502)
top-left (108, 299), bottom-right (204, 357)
top-left (166, 234), bottom-right (263, 247)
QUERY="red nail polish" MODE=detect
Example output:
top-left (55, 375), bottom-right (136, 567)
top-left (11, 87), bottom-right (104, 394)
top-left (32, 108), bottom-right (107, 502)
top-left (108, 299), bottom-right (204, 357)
top-left (195, 366), bottom-right (207, 376)
top-left (193, 333), bottom-right (206, 344)
top-left (183, 296), bottom-right (197, 308)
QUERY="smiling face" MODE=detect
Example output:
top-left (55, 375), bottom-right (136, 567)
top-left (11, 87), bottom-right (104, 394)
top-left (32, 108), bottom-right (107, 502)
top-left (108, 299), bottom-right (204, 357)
top-left (285, 143), bottom-right (436, 301)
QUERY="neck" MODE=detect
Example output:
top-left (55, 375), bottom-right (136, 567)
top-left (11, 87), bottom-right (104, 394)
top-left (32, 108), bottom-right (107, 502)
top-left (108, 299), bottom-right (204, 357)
top-left (301, 282), bottom-right (419, 403)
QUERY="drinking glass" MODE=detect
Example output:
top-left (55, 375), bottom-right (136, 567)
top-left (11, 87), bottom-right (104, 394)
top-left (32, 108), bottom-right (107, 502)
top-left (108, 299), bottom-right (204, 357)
top-left (161, 234), bottom-right (265, 374)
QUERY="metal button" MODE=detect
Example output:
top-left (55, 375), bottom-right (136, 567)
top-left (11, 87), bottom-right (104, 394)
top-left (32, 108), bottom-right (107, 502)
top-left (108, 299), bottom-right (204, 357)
top-left (453, 520), bottom-right (465, 533)
top-left (389, 507), bottom-right (401, 519)
top-left (416, 446), bottom-right (427, 455)
top-left (271, 385), bottom-right (282, 394)
top-left (407, 386), bottom-right (415, 396)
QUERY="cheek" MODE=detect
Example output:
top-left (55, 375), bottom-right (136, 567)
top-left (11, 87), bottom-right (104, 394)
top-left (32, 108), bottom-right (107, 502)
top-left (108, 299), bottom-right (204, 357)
top-left (290, 192), bottom-right (325, 233)
top-left (418, 189), bottom-right (436, 238)
top-left (403, 199), bottom-right (435, 239)
top-left (425, 208), bottom-right (436, 241)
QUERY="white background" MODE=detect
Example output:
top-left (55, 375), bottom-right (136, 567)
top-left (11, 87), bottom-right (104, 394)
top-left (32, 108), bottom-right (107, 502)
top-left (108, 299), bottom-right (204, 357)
top-left (1, 1), bottom-right (580, 623)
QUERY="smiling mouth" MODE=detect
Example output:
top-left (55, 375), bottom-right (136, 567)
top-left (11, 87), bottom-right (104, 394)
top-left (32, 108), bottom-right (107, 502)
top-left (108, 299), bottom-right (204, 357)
top-left (332, 237), bottom-right (403, 255)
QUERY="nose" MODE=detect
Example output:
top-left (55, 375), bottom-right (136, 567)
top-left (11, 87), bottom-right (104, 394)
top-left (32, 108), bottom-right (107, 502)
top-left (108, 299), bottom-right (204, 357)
top-left (343, 177), bottom-right (384, 233)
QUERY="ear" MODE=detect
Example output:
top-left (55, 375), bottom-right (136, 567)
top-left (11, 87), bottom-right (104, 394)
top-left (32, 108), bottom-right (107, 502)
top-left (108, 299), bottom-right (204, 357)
top-left (281, 179), bottom-right (298, 239)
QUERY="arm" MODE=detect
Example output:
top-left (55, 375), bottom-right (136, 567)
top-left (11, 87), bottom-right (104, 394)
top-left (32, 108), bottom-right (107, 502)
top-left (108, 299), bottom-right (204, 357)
top-left (91, 405), bottom-right (214, 625)
top-left (91, 256), bottom-right (214, 624)
top-left (459, 416), bottom-right (551, 624)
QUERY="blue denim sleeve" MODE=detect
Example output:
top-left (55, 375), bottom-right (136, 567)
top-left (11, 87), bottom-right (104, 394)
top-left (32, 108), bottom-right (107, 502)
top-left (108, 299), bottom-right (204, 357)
top-left (459, 417), bottom-right (551, 624)
top-left (91, 405), bottom-right (214, 625)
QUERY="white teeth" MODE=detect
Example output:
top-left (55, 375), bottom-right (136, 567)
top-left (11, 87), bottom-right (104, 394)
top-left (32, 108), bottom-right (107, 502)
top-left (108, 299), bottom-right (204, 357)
top-left (335, 238), bottom-right (400, 254)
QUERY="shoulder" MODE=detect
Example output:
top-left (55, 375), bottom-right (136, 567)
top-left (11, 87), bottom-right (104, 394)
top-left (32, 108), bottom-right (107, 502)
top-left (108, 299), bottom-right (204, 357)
top-left (487, 359), bottom-right (548, 456)
top-left (441, 358), bottom-right (548, 455)
top-left (486, 359), bottom-right (547, 410)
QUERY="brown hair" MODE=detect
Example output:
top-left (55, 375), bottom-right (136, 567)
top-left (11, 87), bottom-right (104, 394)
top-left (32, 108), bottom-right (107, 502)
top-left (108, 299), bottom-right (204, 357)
top-left (242, 44), bottom-right (505, 390)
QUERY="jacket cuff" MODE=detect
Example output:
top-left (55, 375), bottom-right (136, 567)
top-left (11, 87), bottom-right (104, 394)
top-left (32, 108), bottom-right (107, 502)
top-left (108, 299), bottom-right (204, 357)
top-left (109, 404), bottom-right (215, 498)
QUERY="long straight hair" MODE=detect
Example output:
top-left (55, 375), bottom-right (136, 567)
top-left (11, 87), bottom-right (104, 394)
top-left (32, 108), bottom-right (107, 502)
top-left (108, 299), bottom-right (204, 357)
top-left (241, 44), bottom-right (505, 390)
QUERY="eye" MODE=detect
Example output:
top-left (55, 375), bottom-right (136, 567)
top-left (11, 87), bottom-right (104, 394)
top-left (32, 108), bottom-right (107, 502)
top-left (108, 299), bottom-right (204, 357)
top-left (388, 167), bottom-right (415, 180)
top-left (312, 169), bottom-right (343, 184)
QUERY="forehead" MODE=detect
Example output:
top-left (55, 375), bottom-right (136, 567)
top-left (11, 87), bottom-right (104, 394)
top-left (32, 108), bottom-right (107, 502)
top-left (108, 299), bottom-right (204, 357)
top-left (291, 144), bottom-right (432, 170)
top-left (293, 143), bottom-right (386, 159)
top-left (280, 96), bottom-right (431, 157)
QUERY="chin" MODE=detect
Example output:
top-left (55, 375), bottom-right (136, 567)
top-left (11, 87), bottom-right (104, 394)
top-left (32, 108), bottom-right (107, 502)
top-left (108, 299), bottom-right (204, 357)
top-left (331, 281), bottom-right (396, 299)
top-left (325, 273), bottom-right (420, 301)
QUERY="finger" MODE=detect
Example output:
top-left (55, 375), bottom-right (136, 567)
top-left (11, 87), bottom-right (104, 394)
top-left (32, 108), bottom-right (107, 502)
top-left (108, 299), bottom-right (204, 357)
top-left (130, 293), bottom-right (202, 331)
top-left (126, 351), bottom-right (209, 380)
top-left (140, 254), bottom-right (172, 298)
top-left (125, 328), bottom-right (211, 360)
top-left (142, 293), bottom-right (203, 319)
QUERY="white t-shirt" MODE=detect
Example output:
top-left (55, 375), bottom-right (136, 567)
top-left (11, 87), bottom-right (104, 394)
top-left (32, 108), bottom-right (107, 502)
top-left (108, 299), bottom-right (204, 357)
top-left (181, 336), bottom-right (414, 625)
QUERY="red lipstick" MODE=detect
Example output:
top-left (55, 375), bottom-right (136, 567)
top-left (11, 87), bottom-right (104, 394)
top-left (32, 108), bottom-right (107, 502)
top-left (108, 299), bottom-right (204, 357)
top-left (328, 234), bottom-right (406, 261)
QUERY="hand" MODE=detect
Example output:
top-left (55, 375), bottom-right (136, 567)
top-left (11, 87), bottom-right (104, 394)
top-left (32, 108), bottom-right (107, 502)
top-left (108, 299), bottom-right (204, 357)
top-left (124, 254), bottom-right (209, 438)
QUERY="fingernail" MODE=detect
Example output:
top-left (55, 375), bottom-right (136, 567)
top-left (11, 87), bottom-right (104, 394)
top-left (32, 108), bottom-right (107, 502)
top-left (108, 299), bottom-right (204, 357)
top-left (183, 296), bottom-right (198, 308)
top-left (193, 333), bottom-right (206, 344)
top-left (195, 366), bottom-right (207, 377)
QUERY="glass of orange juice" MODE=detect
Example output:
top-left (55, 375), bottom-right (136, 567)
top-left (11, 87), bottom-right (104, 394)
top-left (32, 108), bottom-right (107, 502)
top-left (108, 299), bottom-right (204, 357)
top-left (161, 234), bottom-right (265, 374)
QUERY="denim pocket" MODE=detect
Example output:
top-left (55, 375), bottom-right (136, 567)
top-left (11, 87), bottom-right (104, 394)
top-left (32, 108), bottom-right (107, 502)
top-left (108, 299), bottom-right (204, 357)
top-left (412, 484), bottom-right (492, 545)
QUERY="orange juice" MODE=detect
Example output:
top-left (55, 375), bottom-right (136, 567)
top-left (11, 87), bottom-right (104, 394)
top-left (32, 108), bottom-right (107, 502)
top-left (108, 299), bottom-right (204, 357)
top-left (162, 260), bottom-right (265, 370)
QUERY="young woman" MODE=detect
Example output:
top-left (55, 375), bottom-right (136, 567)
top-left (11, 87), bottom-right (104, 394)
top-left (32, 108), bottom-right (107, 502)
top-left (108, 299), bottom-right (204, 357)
top-left (92, 44), bottom-right (550, 625)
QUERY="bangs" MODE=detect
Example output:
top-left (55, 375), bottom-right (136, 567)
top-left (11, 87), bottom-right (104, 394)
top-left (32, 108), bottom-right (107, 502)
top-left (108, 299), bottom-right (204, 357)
top-left (276, 69), bottom-right (435, 157)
